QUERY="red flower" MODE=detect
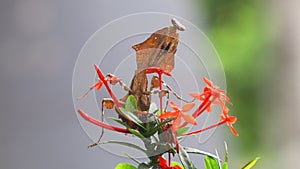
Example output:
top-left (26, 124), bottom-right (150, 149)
top-left (181, 107), bottom-right (238, 136)
top-left (158, 156), bottom-right (182, 169)
top-left (159, 102), bottom-right (197, 152)
top-left (189, 77), bottom-right (232, 114)
top-left (94, 64), bottom-right (121, 107)
top-left (145, 67), bottom-right (172, 77)
top-left (220, 108), bottom-right (239, 136)
top-left (89, 79), bottom-right (103, 90)
top-left (145, 67), bottom-right (172, 112)
top-left (160, 102), bottom-right (198, 131)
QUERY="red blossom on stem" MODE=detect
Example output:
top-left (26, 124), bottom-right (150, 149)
top-left (179, 77), bottom-right (238, 136)
top-left (89, 79), bottom-right (103, 90)
top-left (158, 156), bottom-right (182, 169)
top-left (94, 64), bottom-right (121, 107)
top-left (160, 102), bottom-right (197, 131)
top-left (145, 67), bottom-right (172, 112)
top-left (145, 67), bottom-right (172, 77)
top-left (181, 107), bottom-right (238, 136)
top-left (180, 77), bottom-right (232, 128)
top-left (220, 107), bottom-right (239, 136)
top-left (159, 102), bottom-right (197, 152)
top-left (77, 109), bottom-right (129, 133)
top-left (190, 77), bottom-right (231, 113)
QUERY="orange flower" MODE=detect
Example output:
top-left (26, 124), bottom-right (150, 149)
top-left (94, 64), bottom-right (121, 107)
top-left (145, 67), bottom-right (172, 112)
top-left (89, 79), bottom-right (103, 90)
top-left (181, 109), bottom-right (238, 137)
top-left (159, 102), bottom-right (197, 152)
top-left (145, 67), bottom-right (172, 77)
top-left (158, 156), bottom-right (182, 169)
top-left (220, 108), bottom-right (239, 136)
top-left (160, 102), bottom-right (198, 131)
top-left (189, 77), bottom-right (231, 113)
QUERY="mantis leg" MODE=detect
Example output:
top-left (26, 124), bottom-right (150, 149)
top-left (88, 98), bottom-right (115, 148)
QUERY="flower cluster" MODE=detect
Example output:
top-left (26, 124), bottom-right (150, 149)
top-left (77, 65), bottom-right (238, 169)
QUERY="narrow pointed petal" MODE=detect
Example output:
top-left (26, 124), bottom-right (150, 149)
top-left (182, 102), bottom-right (195, 112)
top-left (189, 92), bottom-right (203, 100)
top-left (89, 80), bottom-right (103, 90)
top-left (159, 111), bottom-right (178, 120)
top-left (158, 156), bottom-right (168, 168)
top-left (94, 64), bottom-right (106, 80)
top-left (203, 77), bottom-right (213, 87)
top-left (229, 124), bottom-right (239, 136)
top-left (173, 117), bottom-right (182, 130)
top-left (169, 102), bottom-right (181, 111)
top-left (95, 81), bottom-right (103, 90)
top-left (181, 113), bottom-right (198, 125)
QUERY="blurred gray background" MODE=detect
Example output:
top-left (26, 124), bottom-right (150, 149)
top-left (1, 0), bottom-right (300, 169)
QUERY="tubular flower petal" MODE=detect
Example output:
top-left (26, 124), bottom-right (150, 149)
top-left (77, 109), bottom-right (129, 133)
top-left (158, 156), bottom-right (182, 169)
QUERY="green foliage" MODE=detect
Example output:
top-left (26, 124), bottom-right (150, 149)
top-left (183, 146), bottom-right (220, 160)
top-left (201, 0), bottom-right (275, 154)
top-left (137, 163), bottom-right (149, 169)
top-left (125, 95), bottom-right (138, 112)
top-left (171, 161), bottom-right (184, 169)
top-left (179, 146), bottom-right (197, 169)
top-left (205, 156), bottom-right (219, 169)
top-left (203, 145), bottom-right (260, 169)
top-left (115, 163), bottom-right (137, 169)
top-left (176, 126), bottom-right (189, 136)
top-left (145, 118), bottom-right (173, 137)
top-left (241, 157), bottom-right (260, 169)
top-left (98, 140), bottom-right (147, 154)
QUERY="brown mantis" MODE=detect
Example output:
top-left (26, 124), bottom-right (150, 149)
top-left (79, 18), bottom-right (193, 148)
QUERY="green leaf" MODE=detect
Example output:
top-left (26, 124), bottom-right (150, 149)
top-left (176, 126), bottom-right (189, 136)
top-left (224, 142), bottom-right (228, 163)
top-left (179, 146), bottom-right (196, 169)
top-left (183, 147), bottom-right (220, 160)
top-left (120, 107), bottom-right (146, 130)
top-left (137, 163), bottom-right (149, 169)
top-left (115, 163), bottom-right (137, 169)
top-left (145, 118), bottom-right (174, 137)
top-left (204, 156), bottom-right (219, 169)
top-left (99, 140), bottom-right (147, 154)
top-left (222, 162), bottom-right (228, 169)
top-left (172, 161), bottom-right (184, 169)
top-left (125, 95), bottom-right (138, 112)
top-left (128, 128), bottom-right (145, 139)
top-left (109, 117), bottom-right (133, 129)
top-left (123, 153), bottom-right (141, 164)
top-left (241, 157), bottom-right (260, 169)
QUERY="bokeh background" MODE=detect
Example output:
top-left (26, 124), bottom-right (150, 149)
top-left (1, 0), bottom-right (299, 169)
